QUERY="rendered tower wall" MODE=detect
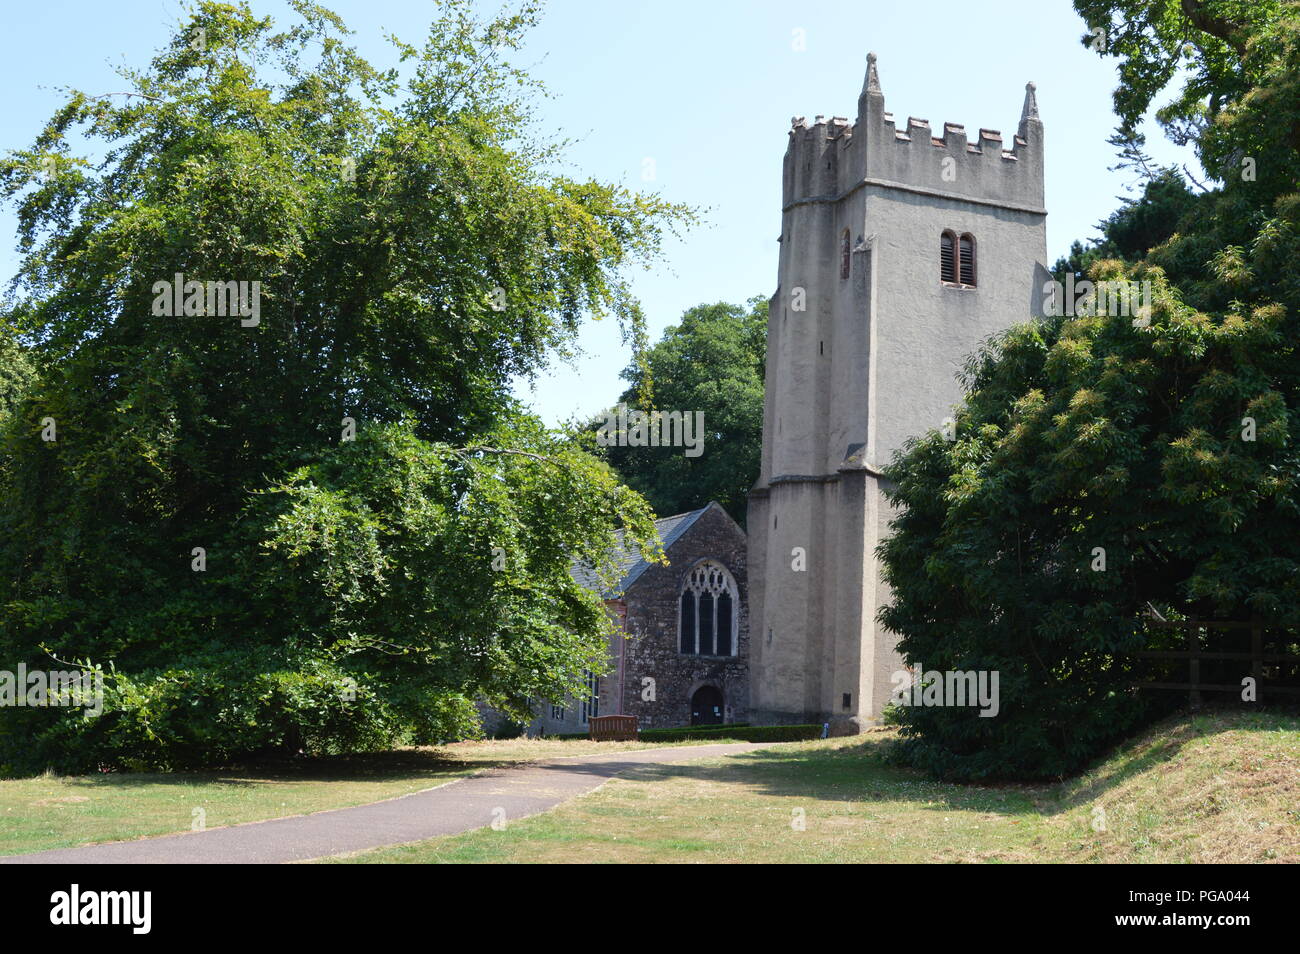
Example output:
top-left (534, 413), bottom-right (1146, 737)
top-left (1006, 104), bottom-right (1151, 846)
top-left (748, 55), bottom-right (1049, 729)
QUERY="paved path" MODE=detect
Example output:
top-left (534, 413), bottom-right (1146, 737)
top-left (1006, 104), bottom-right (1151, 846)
top-left (2, 743), bottom-right (766, 864)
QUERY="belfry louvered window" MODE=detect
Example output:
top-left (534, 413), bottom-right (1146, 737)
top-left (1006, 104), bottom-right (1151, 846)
top-left (940, 231), bottom-right (957, 283)
top-left (840, 229), bottom-right (851, 279)
top-left (678, 561), bottom-right (738, 657)
top-left (959, 234), bottom-right (976, 285)
top-left (940, 230), bottom-right (976, 287)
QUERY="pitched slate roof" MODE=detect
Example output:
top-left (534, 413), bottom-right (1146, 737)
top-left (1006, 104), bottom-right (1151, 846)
top-left (571, 504), bottom-right (714, 597)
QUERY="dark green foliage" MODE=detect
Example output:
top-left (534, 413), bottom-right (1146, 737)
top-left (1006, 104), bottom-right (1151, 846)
top-left (595, 298), bottom-right (766, 525)
top-left (555, 722), bottom-right (748, 740)
top-left (1053, 168), bottom-right (1203, 281)
top-left (881, 251), bottom-right (1300, 779)
top-left (636, 724), bottom-right (822, 743)
top-left (881, 3), bottom-right (1300, 781)
top-left (0, 323), bottom-right (34, 427)
top-left (0, 2), bottom-right (687, 773)
top-left (556, 723), bottom-right (817, 743)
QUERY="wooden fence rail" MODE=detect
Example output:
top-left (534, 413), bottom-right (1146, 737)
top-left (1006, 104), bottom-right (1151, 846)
top-left (1133, 619), bottom-right (1300, 706)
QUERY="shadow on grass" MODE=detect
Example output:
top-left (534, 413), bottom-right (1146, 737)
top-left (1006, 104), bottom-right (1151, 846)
top-left (476, 735), bottom-right (1042, 814)
top-left (514, 709), bottom-right (1297, 822)
top-left (48, 747), bottom-right (495, 791)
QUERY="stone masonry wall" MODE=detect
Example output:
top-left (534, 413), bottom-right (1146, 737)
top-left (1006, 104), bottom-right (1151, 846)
top-left (618, 504), bottom-right (750, 728)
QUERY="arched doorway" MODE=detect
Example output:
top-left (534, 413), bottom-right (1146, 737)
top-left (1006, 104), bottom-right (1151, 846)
top-left (690, 685), bottom-right (724, 725)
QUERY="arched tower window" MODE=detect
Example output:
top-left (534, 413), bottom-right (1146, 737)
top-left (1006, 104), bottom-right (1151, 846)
top-left (959, 233), bottom-right (976, 286)
top-left (940, 230), bottom-right (957, 283)
top-left (840, 229), bottom-right (851, 279)
top-left (678, 560), bottom-right (739, 657)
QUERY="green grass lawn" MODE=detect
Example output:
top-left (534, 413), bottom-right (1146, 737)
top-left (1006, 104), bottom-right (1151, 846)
top-left (0, 737), bottom-right (727, 856)
top-left (5, 711), bottom-right (1295, 862)
top-left (326, 710), bottom-right (1300, 864)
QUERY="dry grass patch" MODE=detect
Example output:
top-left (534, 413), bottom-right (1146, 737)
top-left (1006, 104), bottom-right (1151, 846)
top-left (332, 710), bottom-right (1298, 864)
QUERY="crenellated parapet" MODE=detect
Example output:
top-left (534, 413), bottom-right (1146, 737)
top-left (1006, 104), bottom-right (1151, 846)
top-left (782, 54), bottom-right (1044, 213)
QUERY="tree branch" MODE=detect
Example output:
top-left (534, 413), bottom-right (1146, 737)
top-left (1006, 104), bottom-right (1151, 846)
top-left (1179, 0), bottom-right (1248, 55)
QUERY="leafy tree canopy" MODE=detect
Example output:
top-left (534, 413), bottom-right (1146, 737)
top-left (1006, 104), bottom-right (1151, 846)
top-left (0, 0), bottom-right (687, 772)
top-left (593, 297), bottom-right (766, 526)
top-left (1075, 0), bottom-right (1296, 198)
top-left (1053, 167), bottom-right (1203, 280)
top-left (880, 1), bottom-right (1300, 780)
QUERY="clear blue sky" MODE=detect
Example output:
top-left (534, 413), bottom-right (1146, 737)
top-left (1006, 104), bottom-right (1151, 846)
top-left (0, 0), bottom-right (1197, 424)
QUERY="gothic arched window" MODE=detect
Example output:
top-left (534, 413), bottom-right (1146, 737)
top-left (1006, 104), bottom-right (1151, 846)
top-left (678, 560), bottom-right (739, 657)
top-left (840, 229), bottom-right (851, 279)
top-left (959, 233), bottom-right (976, 286)
top-left (940, 230), bottom-right (957, 283)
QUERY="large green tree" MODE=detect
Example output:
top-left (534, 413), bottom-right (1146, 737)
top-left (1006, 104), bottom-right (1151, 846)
top-left (1053, 166), bottom-right (1203, 281)
top-left (879, 1), bottom-right (1300, 780)
top-left (0, 1), bottom-right (687, 772)
top-left (595, 297), bottom-right (766, 526)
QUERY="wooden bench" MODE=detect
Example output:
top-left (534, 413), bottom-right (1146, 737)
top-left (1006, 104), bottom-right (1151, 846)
top-left (588, 714), bottom-right (638, 741)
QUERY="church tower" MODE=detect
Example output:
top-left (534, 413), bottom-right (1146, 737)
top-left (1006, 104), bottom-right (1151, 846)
top-left (747, 55), bottom-right (1049, 730)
